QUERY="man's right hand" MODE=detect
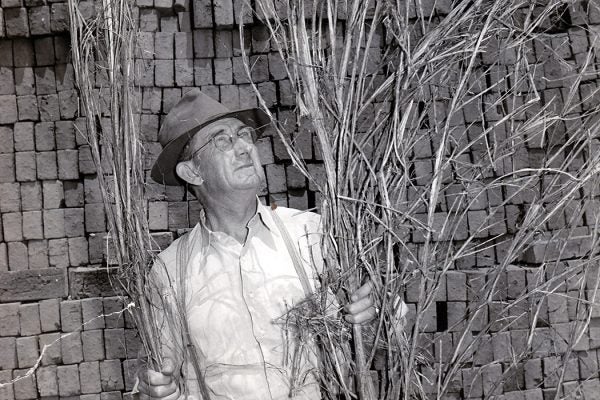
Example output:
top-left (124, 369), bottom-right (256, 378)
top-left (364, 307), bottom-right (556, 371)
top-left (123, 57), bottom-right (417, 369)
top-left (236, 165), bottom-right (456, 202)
top-left (138, 358), bottom-right (182, 400)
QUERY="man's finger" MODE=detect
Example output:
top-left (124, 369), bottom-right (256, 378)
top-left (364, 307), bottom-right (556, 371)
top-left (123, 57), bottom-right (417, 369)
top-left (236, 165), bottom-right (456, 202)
top-left (351, 280), bottom-right (373, 301)
top-left (138, 380), bottom-right (179, 399)
top-left (345, 295), bottom-right (373, 315)
top-left (345, 306), bottom-right (377, 324)
top-left (161, 357), bottom-right (177, 376)
top-left (144, 368), bottom-right (174, 386)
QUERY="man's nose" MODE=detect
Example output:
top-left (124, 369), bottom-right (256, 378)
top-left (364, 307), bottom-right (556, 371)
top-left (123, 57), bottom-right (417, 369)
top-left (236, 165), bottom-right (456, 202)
top-left (233, 135), bottom-right (253, 155)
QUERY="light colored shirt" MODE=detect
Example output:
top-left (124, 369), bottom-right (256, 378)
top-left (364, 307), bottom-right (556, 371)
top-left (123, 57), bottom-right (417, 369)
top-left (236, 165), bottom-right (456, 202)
top-left (152, 202), bottom-right (327, 400)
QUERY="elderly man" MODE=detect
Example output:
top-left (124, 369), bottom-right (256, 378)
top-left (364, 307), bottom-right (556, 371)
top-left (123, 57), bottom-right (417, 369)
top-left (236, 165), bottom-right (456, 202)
top-left (139, 88), bottom-right (376, 400)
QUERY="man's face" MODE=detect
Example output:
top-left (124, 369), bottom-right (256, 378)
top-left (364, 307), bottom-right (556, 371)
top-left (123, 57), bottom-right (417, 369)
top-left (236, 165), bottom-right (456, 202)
top-left (188, 118), bottom-right (265, 194)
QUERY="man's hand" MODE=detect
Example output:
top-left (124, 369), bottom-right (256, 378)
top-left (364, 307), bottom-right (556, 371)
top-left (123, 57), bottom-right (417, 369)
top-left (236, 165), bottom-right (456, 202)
top-left (344, 281), bottom-right (377, 324)
top-left (138, 358), bottom-right (182, 400)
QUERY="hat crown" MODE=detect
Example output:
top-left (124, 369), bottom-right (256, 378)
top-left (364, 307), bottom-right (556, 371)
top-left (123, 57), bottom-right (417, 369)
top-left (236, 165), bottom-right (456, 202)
top-left (158, 88), bottom-right (229, 148)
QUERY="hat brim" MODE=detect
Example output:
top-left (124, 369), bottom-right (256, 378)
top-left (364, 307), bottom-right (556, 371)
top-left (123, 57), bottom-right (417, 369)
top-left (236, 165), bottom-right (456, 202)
top-left (151, 108), bottom-right (271, 186)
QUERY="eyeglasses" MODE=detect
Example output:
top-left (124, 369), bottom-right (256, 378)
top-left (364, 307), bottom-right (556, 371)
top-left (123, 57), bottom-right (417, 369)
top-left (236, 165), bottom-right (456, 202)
top-left (190, 126), bottom-right (258, 158)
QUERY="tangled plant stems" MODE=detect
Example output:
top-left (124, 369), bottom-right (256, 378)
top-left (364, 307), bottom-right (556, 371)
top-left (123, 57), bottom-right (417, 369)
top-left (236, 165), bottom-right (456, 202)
top-left (245, 0), bottom-right (600, 399)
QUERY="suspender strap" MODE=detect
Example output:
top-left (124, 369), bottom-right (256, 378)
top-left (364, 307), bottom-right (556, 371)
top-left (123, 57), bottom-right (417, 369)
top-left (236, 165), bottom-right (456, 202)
top-left (270, 205), bottom-right (313, 297)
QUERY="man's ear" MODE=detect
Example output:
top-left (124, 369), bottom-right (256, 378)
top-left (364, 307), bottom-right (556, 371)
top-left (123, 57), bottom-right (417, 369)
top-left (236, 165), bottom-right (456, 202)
top-left (175, 160), bottom-right (204, 186)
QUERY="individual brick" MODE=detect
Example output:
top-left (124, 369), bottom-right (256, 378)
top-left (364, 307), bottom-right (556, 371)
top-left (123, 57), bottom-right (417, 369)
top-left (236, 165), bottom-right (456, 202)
top-left (104, 328), bottom-right (126, 359)
top-left (68, 237), bottom-right (88, 266)
top-left (19, 183), bottom-right (41, 213)
top-left (0, 370), bottom-right (14, 400)
top-left (0, 302), bottom-right (20, 336)
top-left (136, 31), bottom-right (154, 59)
top-left (581, 379), bottom-right (600, 400)
top-left (269, 53), bottom-right (287, 81)
top-left (54, 120), bottom-right (75, 149)
top-left (81, 298), bottom-right (105, 330)
top-left (193, 29), bottom-right (214, 58)
top-left (194, 58), bottom-right (213, 85)
top-left (220, 84), bottom-right (240, 109)
top-left (36, 365), bottom-right (58, 397)
top-left (462, 367), bottom-right (483, 398)
top-left (233, 0), bottom-right (253, 24)
top-left (13, 368), bottom-right (37, 400)
top-left (19, 303), bottom-right (41, 336)
top-left (13, 122), bottom-right (34, 151)
top-left (34, 67), bottom-right (56, 95)
top-left (55, 63), bottom-right (75, 91)
top-left (43, 208), bottom-right (65, 239)
top-left (524, 358), bottom-right (543, 389)
top-left (252, 25), bottom-right (271, 53)
top-left (154, 32), bottom-right (174, 59)
top-left (50, 3), bottom-right (69, 32)
top-left (82, 329), bottom-right (105, 361)
top-left (36, 151), bottom-right (58, 179)
top-left (79, 361), bottom-right (102, 394)
top-left (14, 152), bottom-right (36, 182)
top-left (16, 336), bottom-right (39, 368)
top-left (249, 55), bottom-right (269, 83)
top-left (214, 58), bottom-right (233, 85)
top-left (154, 60), bottom-right (174, 87)
top-left (139, 9), bottom-right (159, 32)
top-left (60, 299), bottom-right (82, 332)
top-left (103, 297), bottom-right (125, 329)
top-left (174, 59), bottom-right (193, 86)
top-left (266, 164), bottom-right (287, 193)
top-left (38, 93), bottom-right (60, 121)
top-left (39, 332), bottom-right (61, 366)
top-left (0, 95), bottom-right (18, 124)
top-left (58, 89), bottom-right (78, 118)
top-left (446, 271), bottom-right (467, 301)
top-left (16, 94), bottom-right (39, 121)
top-left (148, 201), bottom-right (168, 230)
top-left (21, 210), bottom-right (42, 240)
top-left (8, 241), bottom-right (28, 270)
top-left (60, 331), bottom-right (83, 364)
top-left (3, 212), bottom-right (23, 241)
top-left (57, 364), bottom-right (80, 396)
top-left (63, 208), bottom-right (84, 237)
top-left (124, 328), bottom-right (143, 359)
top-left (0, 182), bottom-right (21, 212)
top-left (0, 155), bottom-right (15, 184)
top-left (0, 337), bottom-right (17, 369)
top-left (100, 359), bottom-right (124, 391)
top-left (482, 363), bottom-right (503, 396)
top-left (64, 181), bottom-right (84, 207)
top-left (4, 8), bottom-right (29, 37)
top-left (28, 6), bottom-right (50, 35)
top-left (39, 298), bottom-right (60, 332)
top-left (173, 32), bottom-right (193, 59)
top-left (214, 0), bottom-right (233, 26)
top-left (0, 67), bottom-right (15, 95)
top-left (122, 358), bottom-right (137, 391)
top-left (57, 150), bottom-right (79, 180)
top-left (13, 39), bottom-right (34, 68)
top-left (78, 146), bottom-right (95, 175)
top-left (48, 239), bottom-right (69, 268)
top-left (85, 203), bottom-right (106, 232)
top-left (193, 0), bottom-right (213, 27)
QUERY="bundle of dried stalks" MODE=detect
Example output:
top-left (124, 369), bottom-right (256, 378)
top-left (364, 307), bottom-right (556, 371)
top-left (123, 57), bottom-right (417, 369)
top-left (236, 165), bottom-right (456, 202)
top-left (245, 0), bottom-right (600, 399)
top-left (67, 0), bottom-right (167, 377)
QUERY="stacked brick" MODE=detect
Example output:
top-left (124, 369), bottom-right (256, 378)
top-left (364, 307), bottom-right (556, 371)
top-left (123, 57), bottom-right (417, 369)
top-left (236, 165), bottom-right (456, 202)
top-left (0, 296), bottom-right (142, 399)
top-left (0, 0), bottom-right (599, 398)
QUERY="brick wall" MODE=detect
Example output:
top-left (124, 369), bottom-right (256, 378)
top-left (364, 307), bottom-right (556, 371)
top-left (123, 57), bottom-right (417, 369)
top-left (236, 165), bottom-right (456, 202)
top-left (0, 0), bottom-right (599, 399)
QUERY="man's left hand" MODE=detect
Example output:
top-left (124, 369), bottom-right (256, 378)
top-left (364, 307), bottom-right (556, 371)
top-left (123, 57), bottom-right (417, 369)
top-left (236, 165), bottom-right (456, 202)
top-left (344, 281), bottom-right (377, 324)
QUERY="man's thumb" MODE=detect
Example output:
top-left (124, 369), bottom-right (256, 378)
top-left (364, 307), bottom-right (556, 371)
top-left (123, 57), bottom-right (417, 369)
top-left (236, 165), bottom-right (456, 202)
top-left (161, 357), bottom-right (176, 376)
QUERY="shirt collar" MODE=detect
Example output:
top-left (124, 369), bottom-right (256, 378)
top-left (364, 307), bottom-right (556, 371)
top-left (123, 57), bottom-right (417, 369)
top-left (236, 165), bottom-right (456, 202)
top-left (195, 197), bottom-right (280, 243)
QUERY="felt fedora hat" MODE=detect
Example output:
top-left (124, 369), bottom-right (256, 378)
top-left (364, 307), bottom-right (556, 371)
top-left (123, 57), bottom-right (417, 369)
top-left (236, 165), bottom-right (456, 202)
top-left (151, 88), bottom-right (270, 186)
